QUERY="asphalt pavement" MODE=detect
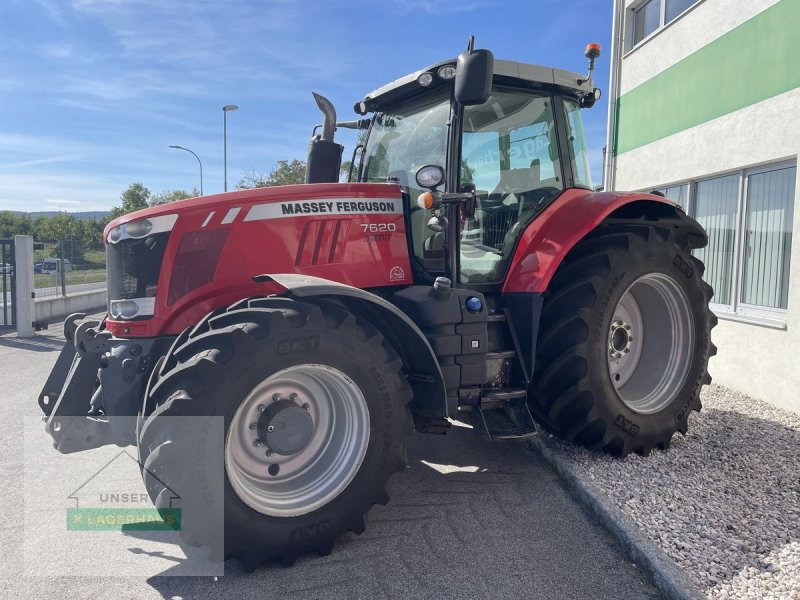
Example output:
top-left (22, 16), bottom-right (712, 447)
top-left (0, 320), bottom-right (663, 600)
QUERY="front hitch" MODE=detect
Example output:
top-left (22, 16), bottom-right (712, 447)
top-left (38, 314), bottom-right (115, 453)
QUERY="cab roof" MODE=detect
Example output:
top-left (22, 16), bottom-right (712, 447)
top-left (358, 58), bottom-right (593, 113)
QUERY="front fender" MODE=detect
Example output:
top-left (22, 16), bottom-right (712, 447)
top-left (255, 273), bottom-right (449, 421)
top-left (503, 189), bottom-right (706, 293)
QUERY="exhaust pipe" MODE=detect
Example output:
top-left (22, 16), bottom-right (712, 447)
top-left (306, 92), bottom-right (344, 184)
top-left (312, 92), bottom-right (337, 142)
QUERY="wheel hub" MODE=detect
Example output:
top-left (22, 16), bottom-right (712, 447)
top-left (608, 319), bottom-right (633, 359)
top-left (257, 399), bottom-right (314, 456)
top-left (607, 273), bottom-right (694, 415)
top-left (225, 364), bottom-right (370, 517)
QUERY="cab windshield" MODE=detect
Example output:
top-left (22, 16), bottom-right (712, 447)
top-left (362, 87), bottom-right (592, 285)
top-left (362, 91), bottom-right (450, 198)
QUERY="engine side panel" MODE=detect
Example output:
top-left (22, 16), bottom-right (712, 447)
top-left (502, 189), bottom-right (682, 294)
top-left (105, 183), bottom-right (412, 337)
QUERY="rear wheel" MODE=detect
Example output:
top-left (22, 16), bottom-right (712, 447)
top-left (137, 297), bottom-right (411, 568)
top-left (530, 218), bottom-right (717, 456)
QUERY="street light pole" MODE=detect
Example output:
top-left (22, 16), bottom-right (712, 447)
top-left (222, 104), bottom-right (239, 192)
top-left (168, 145), bottom-right (204, 196)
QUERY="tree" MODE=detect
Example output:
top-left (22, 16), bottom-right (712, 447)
top-left (111, 182), bottom-right (151, 218)
top-left (340, 129), bottom-right (369, 182)
top-left (236, 159), bottom-right (306, 189)
top-left (0, 211), bottom-right (33, 238)
top-left (33, 213), bottom-right (87, 260)
top-left (150, 188), bottom-right (198, 206)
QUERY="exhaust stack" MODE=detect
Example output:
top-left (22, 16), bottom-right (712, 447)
top-left (313, 92), bottom-right (337, 142)
top-left (305, 92), bottom-right (344, 184)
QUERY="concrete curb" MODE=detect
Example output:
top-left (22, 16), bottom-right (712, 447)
top-left (527, 434), bottom-right (705, 600)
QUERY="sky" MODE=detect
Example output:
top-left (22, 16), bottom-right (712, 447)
top-left (0, 0), bottom-right (612, 213)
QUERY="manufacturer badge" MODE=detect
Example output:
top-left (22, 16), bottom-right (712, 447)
top-left (389, 266), bottom-right (406, 282)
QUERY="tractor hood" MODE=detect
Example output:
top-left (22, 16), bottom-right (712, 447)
top-left (103, 183), bottom-right (402, 241)
top-left (102, 182), bottom-right (410, 338)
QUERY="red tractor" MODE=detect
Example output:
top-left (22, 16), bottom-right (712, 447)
top-left (38, 40), bottom-right (715, 567)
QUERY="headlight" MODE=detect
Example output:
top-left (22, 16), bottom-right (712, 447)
top-left (415, 164), bottom-right (445, 189)
top-left (107, 226), bottom-right (121, 243)
top-left (106, 214), bottom-right (178, 244)
top-left (124, 219), bottom-right (153, 238)
top-left (109, 300), bottom-right (140, 319)
top-left (417, 72), bottom-right (434, 87)
top-left (437, 65), bottom-right (456, 80)
top-left (109, 297), bottom-right (156, 320)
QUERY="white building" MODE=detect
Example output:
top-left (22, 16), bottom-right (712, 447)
top-left (605, 0), bottom-right (799, 412)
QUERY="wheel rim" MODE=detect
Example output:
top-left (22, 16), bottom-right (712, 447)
top-left (225, 364), bottom-right (370, 517)
top-left (607, 273), bottom-right (694, 414)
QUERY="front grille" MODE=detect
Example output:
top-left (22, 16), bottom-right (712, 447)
top-left (107, 233), bottom-right (170, 302)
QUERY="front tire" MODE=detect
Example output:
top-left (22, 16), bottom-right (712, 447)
top-left (530, 218), bottom-right (717, 456)
top-left (137, 297), bottom-right (411, 568)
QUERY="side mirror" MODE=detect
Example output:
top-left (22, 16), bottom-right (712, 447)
top-left (454, 48), bottom-right (494, 106)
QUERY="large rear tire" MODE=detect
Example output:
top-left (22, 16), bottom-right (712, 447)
top-left (530, 217), bottom-right (717, 456)
top-left (137, 297), bottom-right (412, 568)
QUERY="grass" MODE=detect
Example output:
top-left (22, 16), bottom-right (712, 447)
top-left (34, 269), bottom-right (106, 290)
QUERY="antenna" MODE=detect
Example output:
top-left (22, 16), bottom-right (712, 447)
top-left (467, 35), bottom-right (475, 55)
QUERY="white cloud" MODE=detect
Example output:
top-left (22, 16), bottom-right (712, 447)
top-left (391, 0), bottom-right (495, 14)
top-left (0, 156), bottom-right (80, 169)
top-left (40, 43), bottom-right (74, 59)
top-left (45, 198), bottom-right (81, 205)
top-left (0, 172), bottom-right (123, 212)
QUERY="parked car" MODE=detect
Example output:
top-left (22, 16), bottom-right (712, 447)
top-left (41, 258), bottom-right (72, 274)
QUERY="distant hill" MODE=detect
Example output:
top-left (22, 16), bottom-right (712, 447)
top-left (9, 211), bottom-right (112, 220)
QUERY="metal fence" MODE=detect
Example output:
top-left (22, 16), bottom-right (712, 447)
top-left (1, 238), bottom-right (16, 329)
top-left (34, 239), bottom-right (106, 299)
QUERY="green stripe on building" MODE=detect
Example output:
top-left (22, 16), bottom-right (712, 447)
top-left (614, 0), bottom-right (799, 155)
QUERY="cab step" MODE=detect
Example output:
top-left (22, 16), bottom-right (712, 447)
top-left (477, 387), bottom-right (537, 441)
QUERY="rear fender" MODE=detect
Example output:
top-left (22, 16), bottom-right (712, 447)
top-left (256, 274), bottom-right (449, 421)
top-left (502, 190), bottom-right (708, 294)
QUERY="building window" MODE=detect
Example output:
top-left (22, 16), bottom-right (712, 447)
top-left (740, 167), bottom-right (796, 311)
top-left (650, 162), bottom-right (796, 323)
top-left (654, 183), bottom-right (689, 208)
top-left (630, 0), bottom-right (701, 48)
top-left (693, 174), bottom-right (740, 307)
top-left (665, 0), bottom-right (697, 22)
top-left (633, 0), bottom-right (661, 45)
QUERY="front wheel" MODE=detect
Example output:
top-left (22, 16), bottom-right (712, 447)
top-left (530, 218), bottom-right (717, 456)
top-left (137, 297), bottom-right (411, 568)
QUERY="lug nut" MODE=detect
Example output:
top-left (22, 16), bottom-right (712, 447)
top-left (302, 403), bottom-right (310, 411)
top-left (253, 439), bottom-right (263, 447)
top-left (265, 449), bottom-right (273, 457)
top-left (249, 422), bottom-right (257, 430)
top-left (272, 393), bottom-right (281, 401)
top-left (290, 393), bottom-right (299, 402)
top-left (257, 404), bottom-right (265, 412)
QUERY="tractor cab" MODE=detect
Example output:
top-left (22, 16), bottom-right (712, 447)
top-left (353, 44), bottom-right (601, 287)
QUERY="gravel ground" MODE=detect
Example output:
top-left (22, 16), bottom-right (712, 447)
top-left (540, 385), bottom-right (800, 600)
